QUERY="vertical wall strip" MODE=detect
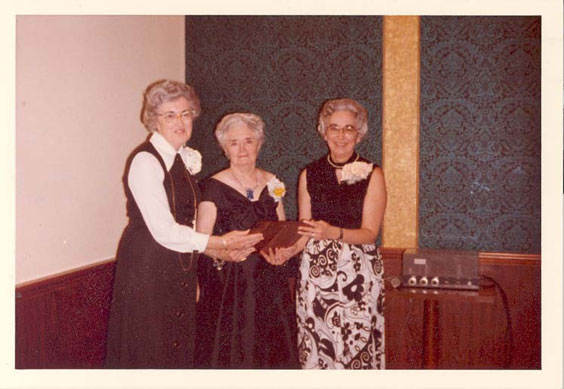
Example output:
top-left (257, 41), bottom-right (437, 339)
top-left (381, 16), bottom-right (420, 248)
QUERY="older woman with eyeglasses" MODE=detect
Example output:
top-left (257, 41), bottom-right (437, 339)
top-left (282, 98), bottom-right (387, 369)
top-left (104, 80), bottom-right (262, 369)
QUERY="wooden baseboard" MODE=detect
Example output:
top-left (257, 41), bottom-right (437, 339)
top-left (15, 249), bottom-right (540, 369)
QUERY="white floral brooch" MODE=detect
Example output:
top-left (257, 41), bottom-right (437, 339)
top-left (182, 147), bottom-right (202, 175)
top-left (266, 176), bottom-right (286, 202)
top-left (341, 161), bottom-right (373, 184)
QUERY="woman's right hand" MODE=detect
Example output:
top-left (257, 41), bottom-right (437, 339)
top-left (221, 229), bottom-right (263, 250)
top-left (298, 219), bottom-right (338, 240)
top-left (219, 247), bottom-right (255, 263)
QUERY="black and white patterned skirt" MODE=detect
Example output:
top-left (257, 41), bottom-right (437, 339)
top-left (296, 239), bottom-right (385, 369)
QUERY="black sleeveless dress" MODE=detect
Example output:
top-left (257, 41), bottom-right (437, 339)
top-left (105, 142), bottom-right (200, 368)
top-left (296, 154), bottom-right (385, 369)
top-left (195, 178), bottom-right (299, 369)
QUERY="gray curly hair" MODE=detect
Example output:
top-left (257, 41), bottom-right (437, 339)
top-left (317, 98), bottom-right (368, 141)
top-left (141, 79), bottom-right (201, 132)
top-left (215, 112), bottom-right (265, 149)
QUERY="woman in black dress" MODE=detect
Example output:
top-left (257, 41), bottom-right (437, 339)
top-left (104, 80), bottom-right (262, 369)
top-left (195, 112), bottom-right (299, 369)
top-left (291, 98), bottom-right (387, 369)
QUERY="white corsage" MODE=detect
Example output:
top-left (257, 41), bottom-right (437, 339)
top-left (266, 176), bottom-right (286, 202)
top-left (182, 147), bottom-right (202, 175)
top-left (341, 161), bottom-right (373, 184)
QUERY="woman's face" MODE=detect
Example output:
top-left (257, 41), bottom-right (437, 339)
top-left (223, 124), bottom-right (260, 168)
top-left (155, 97), bottom-right (194, 150)
top-left (323, 110), bottom-right (360, 162)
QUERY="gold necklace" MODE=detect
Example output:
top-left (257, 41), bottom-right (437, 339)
top-left (327, 152), bottom-right (359, 169)
top-left (167, 168), bottom-right (198, 272)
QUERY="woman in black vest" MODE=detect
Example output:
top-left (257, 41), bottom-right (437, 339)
top-left (104, 80), bottom-right (262, 368)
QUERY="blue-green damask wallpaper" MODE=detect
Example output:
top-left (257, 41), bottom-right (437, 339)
top-left (185, 16), bottom-right (383, 220)
top-left (419, 16), bottom-right (541, 253)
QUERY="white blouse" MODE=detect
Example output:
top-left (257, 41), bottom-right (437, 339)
top-left (127, 132), bottom-right (209, 253)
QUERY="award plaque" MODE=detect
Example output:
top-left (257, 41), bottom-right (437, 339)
top-left (250, 220), bottom-right (307, 252)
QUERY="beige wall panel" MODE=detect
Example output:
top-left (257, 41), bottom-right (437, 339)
top-left (16, 16), bottom-right (185, 283)
top-left (382, 16), bottom-right (420, 248)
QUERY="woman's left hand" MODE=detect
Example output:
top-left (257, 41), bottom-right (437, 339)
top-left (298, 219), bottom-right (336, 240)
top-left (261, 245), bottom-right (296, 266)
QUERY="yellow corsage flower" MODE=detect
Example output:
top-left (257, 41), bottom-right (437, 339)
top-left (266, 176), bottom-right (286, 202)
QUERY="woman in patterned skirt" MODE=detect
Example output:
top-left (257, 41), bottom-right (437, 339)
top-left (293, 98), bottom-right (387, 369)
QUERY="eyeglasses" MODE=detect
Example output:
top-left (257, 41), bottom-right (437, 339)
top-left (326, 124), bottom-right (358, 138)
top-left (156, 110), bottom-right (194, 124)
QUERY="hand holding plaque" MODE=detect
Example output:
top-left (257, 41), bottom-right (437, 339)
top-left (250, 220), bottom-right (308, 253)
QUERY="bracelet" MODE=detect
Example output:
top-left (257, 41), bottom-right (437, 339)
top-left (209, 252), bottom-right (224, 271)
top-left (212, 257), bottom-right (224, 271)
top-left (222, 237), bottom-right (227, 249)
top-left (338, 227), bottom-right (344, 240)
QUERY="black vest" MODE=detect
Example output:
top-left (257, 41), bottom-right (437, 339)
top-left (123, 141), bottom-right (200, 236)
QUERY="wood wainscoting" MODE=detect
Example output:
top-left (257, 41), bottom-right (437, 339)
top-left (15, 259), bottom-right (116, 368)
top-left (15, 249), bottom-right (540, 369)
top-left (382, 249), bottom-right (541, 369)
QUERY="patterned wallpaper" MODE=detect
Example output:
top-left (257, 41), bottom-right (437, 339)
top-left (419, 17), bottom-right (541, 253)
top-left (185, 16), bottom-right (383, 220)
